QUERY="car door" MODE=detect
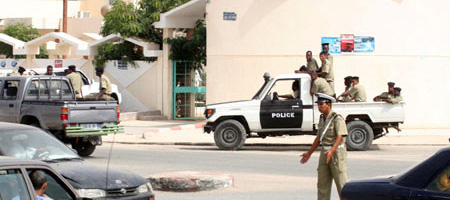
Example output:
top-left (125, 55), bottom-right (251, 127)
top-left (25, 168), bottom-right (78, 200)
top-left (0, 167), bottom-right (33, 200)
top-left (260, 79), bottom-right (303, 129)
top-left (0, 80), bottom-right (21, 122)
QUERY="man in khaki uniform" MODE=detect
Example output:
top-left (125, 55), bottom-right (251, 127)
top-left (341, 76), bottom-right (366, 102)
top-left (337, 76), bottom-right (353, 102)
top-left (95, 67), bottom-right (113, 100)
top-left (317, 52), bottom-right (335, 94)
top-left (310, 71), bottom-right (334, 97)
top-left (306, 51), bottom-right (319, 71)
top-left (45, 65), bottom-right (56, 76)
top-left (348, 76), bottom-right (366, 102)
top-left (66, 65), bottom-right (83, 99)
top-left (301, 93), bottom-right (348, 200)
top-left (373, 82), bottom-right (395, 102)
top-left (387, 87), bottom-right (403, 104)
top-left (322, 43), bottom-right (333, 69)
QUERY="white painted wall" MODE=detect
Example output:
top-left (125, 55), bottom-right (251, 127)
top-left (206, 0), bottom-right (450, 128)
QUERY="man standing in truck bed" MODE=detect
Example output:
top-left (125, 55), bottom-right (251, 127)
top-left (301, 93), bottom-right (348, 200)
top-left (66, 65), bottom-right (83, 99)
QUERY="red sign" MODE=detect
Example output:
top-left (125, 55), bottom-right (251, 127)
top-left (55, 60), bottom-right (63, 68)
top-left (340, 34), bottom-right (354, 53)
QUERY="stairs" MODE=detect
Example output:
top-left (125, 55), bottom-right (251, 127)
top-left (137, 110), bottom-right (168, 121)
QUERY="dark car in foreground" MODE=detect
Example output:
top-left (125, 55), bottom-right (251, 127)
top-left (342, 147), bottom-right (450, 200)
top-left (0, 156), bottom-right (80, 200)
top-left (0, 122), bottom-right (155, 200)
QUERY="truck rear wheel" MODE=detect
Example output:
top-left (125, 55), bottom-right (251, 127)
top-left (214, 119), bottom-right (246, 150)
top-left (72, 141), bottom-right (96, 157)
top-left (346, 121), bottom-right (374, 151)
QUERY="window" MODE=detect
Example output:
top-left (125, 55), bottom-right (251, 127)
top-left (427, 165), bottom-right (450, 193)
top-left (27, 169), bottom-right (74, 200)
top-left (266, 79), bottom-right (300, 100)
top-left (0, 169), bottom-right (31, 200)
top-left (1, 80), bottom-right (20, 100)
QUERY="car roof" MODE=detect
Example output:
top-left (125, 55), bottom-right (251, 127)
top-left (0, 122), bottom-right (41, 132)
top-left (0, 156), bottom-right (48, 167)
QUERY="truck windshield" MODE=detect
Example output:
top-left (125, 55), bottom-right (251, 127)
top-left (253, 79), bottom-right (274, 100)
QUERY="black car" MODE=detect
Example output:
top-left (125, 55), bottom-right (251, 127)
top-left (342, 147), bottom-right (450, 200)
top-left (0, 156), bottom-right (80, 200)
top-left (0, 122), bottom-right (155, 200)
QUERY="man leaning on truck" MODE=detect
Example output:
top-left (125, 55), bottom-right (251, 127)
top-left (95, 67), bottom-right (113, 101)
top-left (301, 93), bottom-right (348, 200)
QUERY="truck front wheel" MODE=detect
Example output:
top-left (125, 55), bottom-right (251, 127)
top-left (346, 121), bottom-right (374, 151)
top-left (214, 119), bottom-right (247, 150)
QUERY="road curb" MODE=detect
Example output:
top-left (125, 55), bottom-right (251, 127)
top-left (146, 121), bottom-right (206, 133)
top-left (148, 171), bottom-right (233, 192)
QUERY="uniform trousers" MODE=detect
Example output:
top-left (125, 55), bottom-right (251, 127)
top-left (317, 147), bottom-right (347, 200)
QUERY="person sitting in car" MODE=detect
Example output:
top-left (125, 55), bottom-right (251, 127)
top-left (30, 170), bottom-right (53, 200)
top-left (278, 80), bottom-right (300, 99)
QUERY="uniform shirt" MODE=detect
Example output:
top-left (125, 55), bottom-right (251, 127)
top-left (306, 58), bottom-right (319, 71)
top-left (390, 95), bottom-right (403, 104)
top-left (67, 72), bottom-right (83, 97)
top-left (319, 59), bottom-right (334, 82)
top-left (290, 90), bottom-right (300, 99)
top-left (317, 111), bottom-right (348, 146)
top-left (341, 86), bottom-right (353, 102)
top-left (311, 77), bottom-right (334, 96)
top-left (325, 52), bottom-right (333, 68)
top-left (349, 84), bottom-right (367, 102)
top-left (378, 92), bottom-right (392, 99)
top-left (100, 75), bottom-right (112, 95)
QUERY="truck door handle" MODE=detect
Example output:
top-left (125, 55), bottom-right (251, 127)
top-left (292, 105), bottom-right (299, 108)
top-left (9, 104), bottom-right (13, 108)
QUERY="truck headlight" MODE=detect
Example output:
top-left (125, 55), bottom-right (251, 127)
top-left (204, 108), bottom-right (215, 118)
top-left (77, 189), bottom-right (106, 198)
top-left (138, 182), bottom-right (154, 194)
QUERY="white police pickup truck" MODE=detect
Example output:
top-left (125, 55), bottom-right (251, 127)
top-left (204, 73), bottom-right (405, 151)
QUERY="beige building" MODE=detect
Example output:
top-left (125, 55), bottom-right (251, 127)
top-left (204, 0), bottom-right (450, 128)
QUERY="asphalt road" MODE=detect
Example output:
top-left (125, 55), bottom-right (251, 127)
top-left (85, 143), bottom-right (447, 200)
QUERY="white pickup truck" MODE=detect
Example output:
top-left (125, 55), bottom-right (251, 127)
top-left (203, 73), bottom-right (405, 151)
top-left (29, 68), bottom-right (122, 103)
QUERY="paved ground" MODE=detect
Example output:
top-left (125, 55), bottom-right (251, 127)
top-left (106, 120), bottom-right (450, 146)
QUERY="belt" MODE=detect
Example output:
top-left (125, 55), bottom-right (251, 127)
top-left (326, 80), bottom-right (334, 83)
top-left (322, 144), bottom-right (344, 150)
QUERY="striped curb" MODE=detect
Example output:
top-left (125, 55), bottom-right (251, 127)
top-left (147, 121), bottom-right (206, 133)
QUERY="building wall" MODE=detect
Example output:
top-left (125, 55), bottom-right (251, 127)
top-left (205, 0), bottom-right (450, 128)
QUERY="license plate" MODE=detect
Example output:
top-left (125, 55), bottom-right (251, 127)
top-left (81, 123), bottom-right (101, 130)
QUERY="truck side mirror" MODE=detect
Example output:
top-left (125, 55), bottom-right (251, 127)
top-left (272, 92), bottom-right (279, 101)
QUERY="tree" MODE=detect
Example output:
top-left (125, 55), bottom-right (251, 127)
top-left (166, 20), bottom-right (206, 70)
top-left (96, 0), bottom-right (190, 67)
top-left (0, 23), bottom-right (47, 58)
top-left (100, 0), bottom-right (141, 38)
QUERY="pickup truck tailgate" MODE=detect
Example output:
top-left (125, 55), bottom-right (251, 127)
top-left (68, 103), bottom-right (118, 123)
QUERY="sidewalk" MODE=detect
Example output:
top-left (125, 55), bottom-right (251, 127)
top-left (103, 120), bottom-right (450, 146)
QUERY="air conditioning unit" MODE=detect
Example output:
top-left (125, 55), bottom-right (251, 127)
top-left (77, 11), bottom-right (91, 19)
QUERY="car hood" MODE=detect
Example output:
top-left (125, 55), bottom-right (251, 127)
top-left (49, 160), bottom-right (147, 189)
top-left (206, 100), bottom-right (255, 109)
top-left (346, 177), bottom-right (392, 184)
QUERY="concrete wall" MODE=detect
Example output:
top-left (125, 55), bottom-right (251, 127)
top-left (10, 58), bottom-right (164, 113)
top-left (205, 0), bottom-right (450, 128)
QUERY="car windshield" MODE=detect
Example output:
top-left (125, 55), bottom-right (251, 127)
top-left (254, 78), bottom-right (274, 100)
top-left (0, 128), bottom-right (80, 161)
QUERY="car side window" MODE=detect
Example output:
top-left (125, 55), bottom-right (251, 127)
top-left (266, 79), bottom-right (300, 100)
top-left (1, 80), bottom-right (20, 100)
top-left (76, 71), bottom-right (89, 85)
top-left (0, 168), bottom-right (31, 200)
top-left (427, 165), bottom-right (450, 193)
top-left (27, 169), bottom-right (75, 200)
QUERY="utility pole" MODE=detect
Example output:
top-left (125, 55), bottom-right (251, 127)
top-left (63, 0), bottom-right (68, 33)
